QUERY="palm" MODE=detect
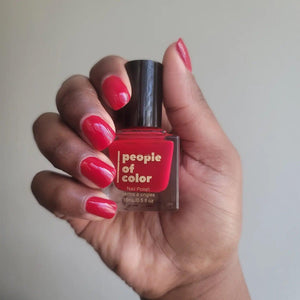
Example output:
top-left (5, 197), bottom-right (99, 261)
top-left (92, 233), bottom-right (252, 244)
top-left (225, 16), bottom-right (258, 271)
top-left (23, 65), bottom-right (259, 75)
top-left (68, 147), bottom-right (242, 297)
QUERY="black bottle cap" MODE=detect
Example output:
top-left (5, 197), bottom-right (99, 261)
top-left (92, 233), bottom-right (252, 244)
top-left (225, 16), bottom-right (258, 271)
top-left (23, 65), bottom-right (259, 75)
top-left (116, 60), bottom-right (163, 128)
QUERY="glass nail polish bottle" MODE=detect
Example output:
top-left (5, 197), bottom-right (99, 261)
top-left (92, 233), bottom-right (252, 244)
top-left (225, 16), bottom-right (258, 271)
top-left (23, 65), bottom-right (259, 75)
top-left (108, 60), bottom-right (179, 211)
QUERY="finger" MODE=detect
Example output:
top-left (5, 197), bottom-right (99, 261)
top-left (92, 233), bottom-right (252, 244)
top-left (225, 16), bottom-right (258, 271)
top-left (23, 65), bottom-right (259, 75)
top-left (90, 55), bottom-right (173, 131)
top-left (31, 171), bottom-right (117, 221)
top-left (33, 113), bottom-right (115, 189)
top-left (56, 75), bottom-right (115, 151)
top-left (162, 39), bottom-right (236, 170)
top-left (89, 55), bottom-right (131, 110)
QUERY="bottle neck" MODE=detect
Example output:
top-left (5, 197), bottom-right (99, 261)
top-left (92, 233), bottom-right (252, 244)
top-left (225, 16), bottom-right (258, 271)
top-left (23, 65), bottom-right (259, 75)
top-left (118, 127), bottom-right (164, 132)
top-left (116, 127), bottom-right (168, 138)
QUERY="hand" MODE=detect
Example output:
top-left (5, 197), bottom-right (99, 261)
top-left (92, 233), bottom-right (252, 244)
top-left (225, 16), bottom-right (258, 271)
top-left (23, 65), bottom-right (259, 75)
top-left (32, 39), bottom-right (250, 299)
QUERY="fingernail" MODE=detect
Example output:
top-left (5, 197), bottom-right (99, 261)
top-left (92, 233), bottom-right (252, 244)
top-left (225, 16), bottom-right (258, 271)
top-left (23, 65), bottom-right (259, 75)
top-left (85, 197), bottom-right (117, 219)
top-left (81, 115), bottom-right (115, 151)
top-left (176, 38), bottom-right (192, 72)
top-left (80, 157), bottom-right (116, 188)
top-left (102, 75), bottom-right (130, 110)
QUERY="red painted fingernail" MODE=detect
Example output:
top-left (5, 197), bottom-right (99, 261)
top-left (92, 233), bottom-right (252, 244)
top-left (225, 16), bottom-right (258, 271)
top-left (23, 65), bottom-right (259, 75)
top-left (81, 115), bottom-right (115, 151)
top-left (102, 75), bottom-right (130, 110)
top-left (80, 157), bottom-right (116, 188)
top-left (85, 197), bottom-right (117, 219)
top-left (176, 38), bottom-right (192, 72)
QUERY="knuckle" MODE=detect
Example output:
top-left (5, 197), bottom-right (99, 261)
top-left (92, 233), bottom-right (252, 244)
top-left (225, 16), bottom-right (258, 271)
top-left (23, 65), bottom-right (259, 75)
top-left (64, 74), bottom-right (87, 83)
top-left (31, 171), bottom-right (71, 215)
top-left (59, 75), bottom-right (87, 92)
top-left (89, 55), bottom-right (125, 78)
top-left (32, 116), bottom-right (42, 137)
top-left (32, 113), bottom-right (53, 137)
top-left (56, 74), bottom-right (94, 108)
top-left (50, 183), bottom-right (66, 212)
top-left (31, 170), bottom-right (47, 196)
top-left (31, 171), bottom-right (57, 210)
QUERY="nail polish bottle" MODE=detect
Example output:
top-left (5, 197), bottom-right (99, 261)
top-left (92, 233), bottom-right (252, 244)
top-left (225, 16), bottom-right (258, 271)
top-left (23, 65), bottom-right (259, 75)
top-left (108, 60), bottom-right (179, 211)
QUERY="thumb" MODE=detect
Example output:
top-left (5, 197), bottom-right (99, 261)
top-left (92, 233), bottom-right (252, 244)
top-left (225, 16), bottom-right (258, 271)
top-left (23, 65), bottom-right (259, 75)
top-left (163, 39), bottom-right (235, 170)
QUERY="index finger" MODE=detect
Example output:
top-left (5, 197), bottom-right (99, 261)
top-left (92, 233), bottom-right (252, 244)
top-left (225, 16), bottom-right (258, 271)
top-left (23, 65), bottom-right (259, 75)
top-left (89, 55), bottom-right (132, 110)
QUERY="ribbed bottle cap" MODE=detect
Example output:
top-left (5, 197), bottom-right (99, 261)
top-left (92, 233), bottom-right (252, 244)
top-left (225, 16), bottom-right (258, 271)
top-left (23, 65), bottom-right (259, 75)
top-left (116, 60), bottom-right (163, 128)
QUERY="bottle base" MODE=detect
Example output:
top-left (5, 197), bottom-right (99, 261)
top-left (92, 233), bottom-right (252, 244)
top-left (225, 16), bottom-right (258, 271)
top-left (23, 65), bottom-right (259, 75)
top-left (104, 184), bottom-right (179, 211)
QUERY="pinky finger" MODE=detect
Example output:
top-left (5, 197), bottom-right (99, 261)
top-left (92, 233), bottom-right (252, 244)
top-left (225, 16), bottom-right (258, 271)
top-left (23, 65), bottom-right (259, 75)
top-left (31, 171), bottom-right (117, 221)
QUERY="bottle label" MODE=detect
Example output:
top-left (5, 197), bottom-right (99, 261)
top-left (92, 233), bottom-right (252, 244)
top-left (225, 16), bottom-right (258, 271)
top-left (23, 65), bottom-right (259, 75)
top-left (109, 140), bottom-right (174, 193)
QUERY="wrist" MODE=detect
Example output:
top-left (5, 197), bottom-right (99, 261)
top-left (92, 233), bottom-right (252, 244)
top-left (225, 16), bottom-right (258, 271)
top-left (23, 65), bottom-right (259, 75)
top-left (141, 254), bottom-right (250, 300)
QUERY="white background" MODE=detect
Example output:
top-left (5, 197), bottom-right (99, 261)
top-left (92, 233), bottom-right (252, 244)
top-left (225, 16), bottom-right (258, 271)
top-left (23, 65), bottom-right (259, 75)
top-left (0, 1), bottom-right (299, 299)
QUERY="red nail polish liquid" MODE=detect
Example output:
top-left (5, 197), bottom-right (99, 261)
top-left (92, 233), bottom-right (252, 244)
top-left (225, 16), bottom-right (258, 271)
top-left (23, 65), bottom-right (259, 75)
top-left (107, 60), bottom-right (179, 211)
